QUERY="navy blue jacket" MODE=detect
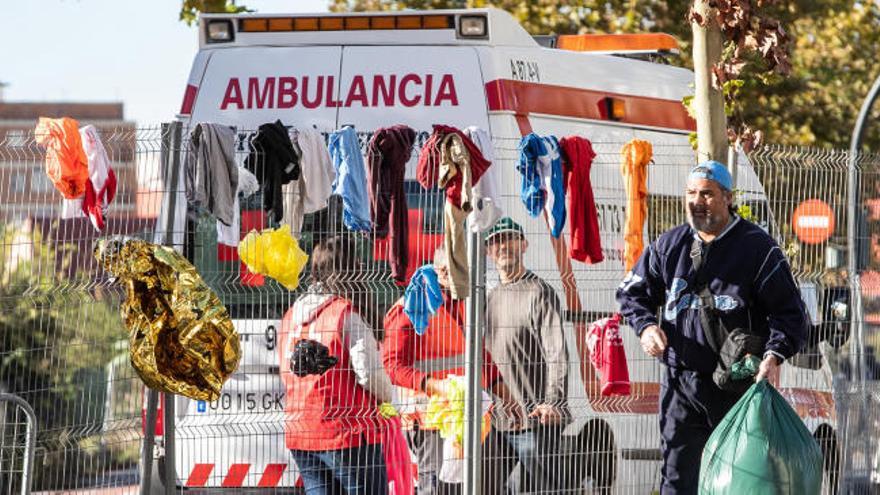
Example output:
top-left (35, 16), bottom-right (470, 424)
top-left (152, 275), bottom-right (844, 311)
top-left (616, 217), bottom-right (808, 374)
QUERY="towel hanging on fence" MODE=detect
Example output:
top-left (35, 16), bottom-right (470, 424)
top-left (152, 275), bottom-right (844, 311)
top-left (560, 135), bottom-right (603, 263)
top-left (185, 123), bottom-right (239, 226)
top-left (34, 117), bottom-right (90, 200)
top-left (403, 264), bottom-right (445, 335)
top-left (517, 133), bottom-right (567, 238)
top-left (282, 126), bottom-right (335, 237)
top-left (329, 126), bottom-right (372, 232)
top-left (367, 124), bottom-right (417, 282)
top-left (95, 237), bottom-right (241, 401)
top-left (620, 139), bottom-right (653, 272)
top-left (60, 125), bottom-right (118, 231)
top-left (80, 125), bottom-right (118, 231)
top-left (417, 124), bottom-right (491, 299)
top-left (244, 120), bottom-right (301, 224)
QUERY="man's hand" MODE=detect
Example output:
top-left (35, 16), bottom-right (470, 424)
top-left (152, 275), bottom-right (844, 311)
top-left (528, 404), bottom-right (562, 426)
top-left (425, 378), bottom-right (448, 397)
top-left (492, 381), bottom-right (526, 429)
top-left (640, 325), bottom-right (667, 357)
top-left (755, 354), bottom-right (781, 385)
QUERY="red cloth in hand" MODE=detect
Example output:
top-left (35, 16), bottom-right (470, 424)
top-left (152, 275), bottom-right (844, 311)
top-left (587, 314), bottom-right (631, 396)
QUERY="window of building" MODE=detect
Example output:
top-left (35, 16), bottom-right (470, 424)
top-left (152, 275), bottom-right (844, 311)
top-left (31, 167), bottom-right (54, 193)
top-left (10, 171), bottom-right (26, 193)
top-left (5, 130), bottom-right (28, 148)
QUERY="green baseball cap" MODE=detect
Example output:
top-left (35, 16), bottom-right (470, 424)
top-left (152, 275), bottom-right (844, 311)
top-left (485, 217), bottom-right (525, 244)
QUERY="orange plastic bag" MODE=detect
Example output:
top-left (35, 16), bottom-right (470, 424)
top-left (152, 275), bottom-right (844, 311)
top-left (34, 117), bottom-right (90, 199)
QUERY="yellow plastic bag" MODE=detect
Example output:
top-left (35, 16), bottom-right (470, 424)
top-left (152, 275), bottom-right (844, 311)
top-left (238, 225), bottom-right (308, 290)
top-left (424, 375), bottom-right (492, 458)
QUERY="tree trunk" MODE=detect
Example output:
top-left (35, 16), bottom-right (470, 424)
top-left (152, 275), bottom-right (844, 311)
top-left (691, 0), bottom-right (728, 165)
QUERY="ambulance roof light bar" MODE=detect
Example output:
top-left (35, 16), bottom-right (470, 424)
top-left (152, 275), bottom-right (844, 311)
top-left (549, 33), bottom-right (680, 55)
top-left (204, 12), bottom-right (489, 42)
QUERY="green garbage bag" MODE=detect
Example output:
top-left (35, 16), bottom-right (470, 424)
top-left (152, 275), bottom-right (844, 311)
top-left (699, 380), bottom-right (823, 494)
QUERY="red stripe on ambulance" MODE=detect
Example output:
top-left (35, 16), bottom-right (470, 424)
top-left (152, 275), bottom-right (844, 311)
top-left (484, 78), bottom-right (696, 132)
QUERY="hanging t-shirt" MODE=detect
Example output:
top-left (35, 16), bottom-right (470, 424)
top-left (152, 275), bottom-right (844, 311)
top-left (463, 126), bottom-right (503, 232)
top-left (559, 136), bottom-right (603, 264)
top-left (518, 133), bottom-right (566, 238)
top-left (282, 127), bottom-right (335, 237)
top-left (366, 125), bottom-right (417, 282)
top-left (329, 126), bottom-right (372, 232)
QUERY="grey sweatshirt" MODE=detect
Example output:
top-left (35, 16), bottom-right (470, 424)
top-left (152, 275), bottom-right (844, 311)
top-left (485, 270), bottom-right (569, 431)
top-left (185, 123), bottom-right (238, 226)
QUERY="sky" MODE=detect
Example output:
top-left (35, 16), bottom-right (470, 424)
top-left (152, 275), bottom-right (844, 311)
top-left (2, 0), bottom-right (329, 125)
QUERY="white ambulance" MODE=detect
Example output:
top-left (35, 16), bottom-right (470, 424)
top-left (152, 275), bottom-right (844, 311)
top-left (147, 7), bottom-right (845, 493)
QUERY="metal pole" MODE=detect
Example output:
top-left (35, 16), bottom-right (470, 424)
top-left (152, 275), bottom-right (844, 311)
top-left (140, 121), bottom-right (183, 495)
top-left (727, 145), bottom-right (739, 190)
top-left (464, 226), bottom-right (485, 494)
top-left (0, 394), bottom-right (37, 495)
top-left (845, 73), bottom-right (880, 491)
top-left (161, 121), bottom-right (183, 495)
top-left (848, 74), bottom-right (880, 386)
top-left (139, 390), bottom-right (159, 495)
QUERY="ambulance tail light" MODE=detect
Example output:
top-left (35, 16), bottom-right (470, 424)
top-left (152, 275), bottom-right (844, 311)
top-left (206, 19), bottom-right (235, 43)
top-left (457, 15), bottom-right (488, 38)
top-left (599, 97), bottom-right (626, 121)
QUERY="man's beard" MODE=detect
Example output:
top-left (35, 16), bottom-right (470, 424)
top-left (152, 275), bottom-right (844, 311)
top-left (688, 207), bottom-right (725, 233)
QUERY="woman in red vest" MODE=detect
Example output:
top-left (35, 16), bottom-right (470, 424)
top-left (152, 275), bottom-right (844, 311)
top-left (279, 235), bottom-right (394, 494)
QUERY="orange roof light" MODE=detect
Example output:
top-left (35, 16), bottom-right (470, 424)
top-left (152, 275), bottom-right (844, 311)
top-left (236, 15), bottom-right (455, 33)
top-left (557, 33), bottom-right (680, 53)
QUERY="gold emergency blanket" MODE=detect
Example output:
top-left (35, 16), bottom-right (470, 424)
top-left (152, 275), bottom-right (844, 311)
top-left (95, 238), bottom-right (240, 401)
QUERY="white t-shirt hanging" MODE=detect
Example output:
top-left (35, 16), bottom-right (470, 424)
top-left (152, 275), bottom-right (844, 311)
top-left (463, 126), bottom-right (503, 232)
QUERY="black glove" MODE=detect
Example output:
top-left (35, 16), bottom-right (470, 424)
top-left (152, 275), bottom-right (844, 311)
top-left (290, 339), bottom-right (338, 377)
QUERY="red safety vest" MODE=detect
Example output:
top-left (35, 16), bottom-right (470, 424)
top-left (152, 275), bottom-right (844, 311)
top-left (389, 301), bottom-right (466, 430)
top-left (279, 296), bottom-right (383, 451)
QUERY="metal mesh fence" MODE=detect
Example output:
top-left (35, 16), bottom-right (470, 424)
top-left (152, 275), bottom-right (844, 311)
top-left (1, 123), bottom-right (879, 494)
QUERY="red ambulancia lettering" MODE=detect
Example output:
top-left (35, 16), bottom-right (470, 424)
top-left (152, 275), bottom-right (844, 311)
top-left (345, 75), bottom-right (369, 107)
top-left (302, 76), bottom-right (323, 109)
top-left (372, 75), bottom-right (396, 106)
top-left (220, 78), bottom-right (243, 110)
top-left (248, 77), bottom-right (274, 109)
top-left (278, 77), bottom-right (297, 109)
top-left (218, 73), bottom-right (459, 110)
top-left (399, 74), bottom-right (422, 107)
top-left (435, 74), bottom-right (458, 106)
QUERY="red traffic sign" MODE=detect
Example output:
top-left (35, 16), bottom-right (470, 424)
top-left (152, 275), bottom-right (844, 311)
top-left (792, 199), bottom-right (835, 244)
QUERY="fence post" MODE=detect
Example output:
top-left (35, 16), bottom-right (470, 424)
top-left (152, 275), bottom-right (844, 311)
top-left (140, 121), bottom-right (183, 495)
top-left (0, 393), bottom-right (37, 495)
top-left (464, 226), bottom-right (485, 493)
top-left (162, 121), bottom-right (183, 495)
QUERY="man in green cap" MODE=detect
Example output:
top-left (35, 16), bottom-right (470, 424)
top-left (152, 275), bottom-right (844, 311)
top-left (482, 217), bottom-right (569, 493)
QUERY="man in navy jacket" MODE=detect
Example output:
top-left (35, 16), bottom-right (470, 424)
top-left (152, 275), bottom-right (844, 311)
top-left (616, 161), bottom-right (808, 494)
